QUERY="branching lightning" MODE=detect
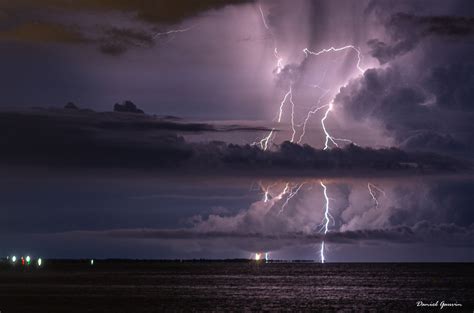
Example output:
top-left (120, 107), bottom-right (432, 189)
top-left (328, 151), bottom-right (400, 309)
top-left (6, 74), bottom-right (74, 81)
top-left (302, 46), bottom-right (364, 149)
top-left (255, 6), bottom-right (365, 150)
top-left (256, 180), bottom-right (336, 262)
top-left (260, 181), bottom-right (279, 203)
top-left (302, 46), bottom-right (364, 74)
top-left (277, 183), bottom-right (290, 200)
top-left (367, 183), bottom-right (386, 209)
top-left (297, 89), bottom-right (330, 144)
top-left (252, 6), bottom-right (372, 263)
top-left (254, 5), bottom-right (290, 150)
top-left (278, 182), bottom-right (305, 215)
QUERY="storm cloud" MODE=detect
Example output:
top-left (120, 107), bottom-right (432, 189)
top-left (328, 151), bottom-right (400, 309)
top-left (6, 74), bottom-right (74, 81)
top-left (367, 12), bottom-right (474, 64)
top-left (0, 108), bottom-right (469, 175)
top-left (0, 0), bottom-right (254, 55)
top-left (63, 216), bottom-right (474, 252)
top-left (1, 0), bottom-right (473, 261)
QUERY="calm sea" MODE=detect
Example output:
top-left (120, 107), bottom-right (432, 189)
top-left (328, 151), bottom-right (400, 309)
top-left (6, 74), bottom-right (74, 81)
top-left (1, 261), bottom-right (472, 312)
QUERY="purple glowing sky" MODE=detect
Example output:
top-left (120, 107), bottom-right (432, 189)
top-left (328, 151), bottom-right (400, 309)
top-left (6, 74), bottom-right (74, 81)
top-left (0, 0), bottom-right (473, 261)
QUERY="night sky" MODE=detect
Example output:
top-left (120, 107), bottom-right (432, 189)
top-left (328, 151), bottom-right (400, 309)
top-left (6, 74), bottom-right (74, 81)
top-left (0, 0), bottom-right (473, 261)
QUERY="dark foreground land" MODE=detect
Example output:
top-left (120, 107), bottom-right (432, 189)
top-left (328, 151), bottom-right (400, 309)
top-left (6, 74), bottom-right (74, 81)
top-left (0, 261), bottom-right (473, 312)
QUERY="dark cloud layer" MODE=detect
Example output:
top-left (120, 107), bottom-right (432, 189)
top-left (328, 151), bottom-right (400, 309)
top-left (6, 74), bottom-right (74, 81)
top-left (0, 108), bottom-right (469, 175)
top-left (0, 0), bottom-right (254, 25)
top-left (68, 221), bottom-right (474, 251)
top-left (99, 27), bottom-right (154, 56)
top-left (368, 13), bottom-right (474, 64)
top-left (0, 21), bottom-right (156, 55)
top-left (0, 0), bottom-right (254, 55)
top-left (0, 22), bottom-right (88, 44)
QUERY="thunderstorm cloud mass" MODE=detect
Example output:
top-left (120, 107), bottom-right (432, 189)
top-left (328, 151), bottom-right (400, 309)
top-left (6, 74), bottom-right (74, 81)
top-left (0, 0), bottom-right (473, 262)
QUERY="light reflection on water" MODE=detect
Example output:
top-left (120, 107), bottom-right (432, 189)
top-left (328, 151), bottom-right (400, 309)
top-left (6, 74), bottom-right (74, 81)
top-left (1, 262), bottom-right (472, 312)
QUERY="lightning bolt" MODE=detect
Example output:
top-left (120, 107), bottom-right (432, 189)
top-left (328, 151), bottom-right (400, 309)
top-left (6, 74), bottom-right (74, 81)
top-left (319, 100), bottom-right (354, 150)
top-left (297, 88), bottom-right (331, 144)
top-left (263, 188), bottom-right (270, 203)
top-left (277, 183), bottom-right (290, 200)
top-left (289, 87), bottom-right (297, 143)
top-left (320, 241), bottom-right (325, 264)
top-left (278, 182), bottom-right (305, 215)
top-left (367, 183), bottom-right (386, 209)
top-left (253, 8), bottom-right (371, 263)
top-left (153, 26), bottom-right (195, 39)
top-left (259, 182), bottom-right (290, 204)
top-left (277, 86), bottom-right (292, 123)
top-left (254, 5), bottom-right (294, 150)
top-left (319, 181), bottom-right (331, 263)
top-left (258, 180), bottom-right (335, 262)
top-left (259, 181), bottom-right (279, 203)
top-left (256, 5), bottom-right (365, 150)
top-left (259, 5), bottom-right (284, 74)
top-left (254, 80), bottom-right (294, 150)
top-left (302, 46), bottom-right (364, 149)
top-left (303, 46), bottom-right (364, 74)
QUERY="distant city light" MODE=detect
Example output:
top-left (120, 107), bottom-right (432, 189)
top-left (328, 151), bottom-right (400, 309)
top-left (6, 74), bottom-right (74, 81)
top-left (90, 259), bottom-right (94, 266)
top-left (255, 253), bottom-right (261, 261)
top-left (11, 256), bottom-right (17, 263)
top-left (37, 258), bottom-right (42, 266)
top-left (26, 255), bottom-right (31, 264)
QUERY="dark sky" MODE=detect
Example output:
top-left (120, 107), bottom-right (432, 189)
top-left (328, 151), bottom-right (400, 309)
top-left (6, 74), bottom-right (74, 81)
top-left (0, 0), bottom-right (473, 261)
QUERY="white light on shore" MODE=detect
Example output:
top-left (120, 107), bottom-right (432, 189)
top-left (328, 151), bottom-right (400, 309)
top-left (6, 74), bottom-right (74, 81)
top-left (12, 256), bottom-right (17, 263)
top-left (37, 258), bottom-right (42, 266)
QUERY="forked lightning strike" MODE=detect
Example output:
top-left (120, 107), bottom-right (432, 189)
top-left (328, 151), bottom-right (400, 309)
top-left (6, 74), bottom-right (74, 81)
top-left (255, 6), bottom-right (365, 150)
top-left (303, 46), bottom-right (364, 149)
top-left (254, 6), bottom-right (290, 150)
top-left (297, 89), bottom-right (330, 144)
top-left (253, 6), bottom-right (371, 263)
